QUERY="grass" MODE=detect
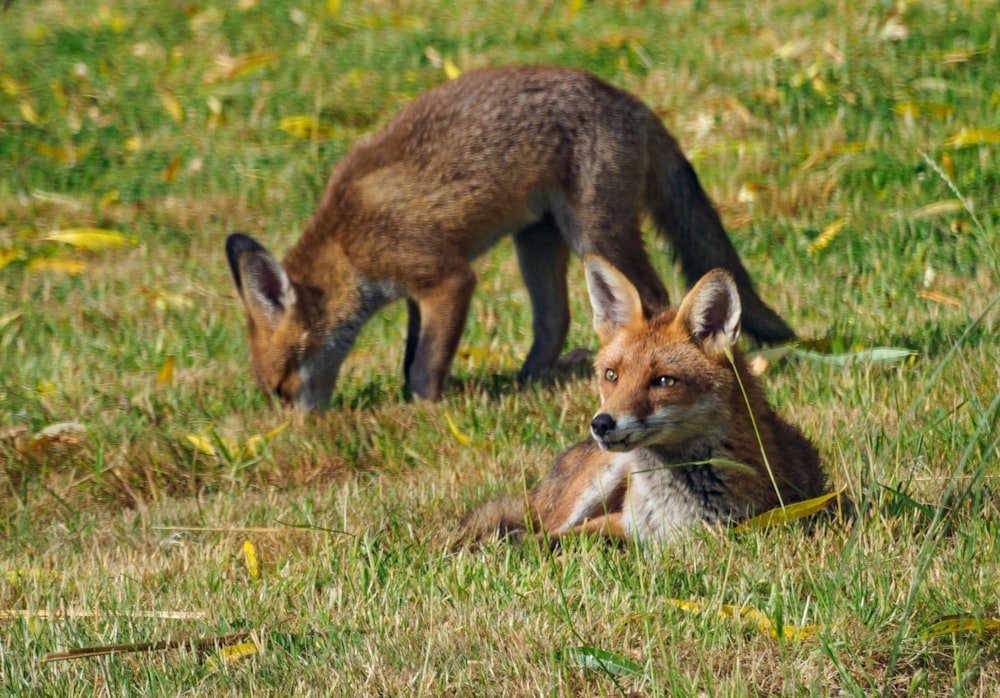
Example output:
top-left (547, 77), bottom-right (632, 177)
top-left (1, 0), bottom-right (998, 695)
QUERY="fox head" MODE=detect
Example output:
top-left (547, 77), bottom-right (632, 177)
top-left (225, 232), bottom-right (351, 411)
top-left (583, 255), bottom-right (742, 453)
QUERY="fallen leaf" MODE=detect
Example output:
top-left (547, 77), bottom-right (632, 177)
top-left (204, 51), bottom-right (280, 83)
top-left (27, 258), bottom-right (87, 275)
top-left (735, 490), bottom-right (842, 532)
top-left (159, 92), bottom-right (184, 123)
top-left (917, 290), bottom-right (963, 308)
top-left (243, 540), bottom-right (260, 580)
top-left (162, 153), bottom-right (183, 183)
top-left (443, 58), bottom-right (462, 80)
top-left (0, 310), bottom-right (23, 331)
top-left (278, 115), bottom-right (334, 141)
top-left (41, 228), bottom-right (135, 250)
top-left (444, 414), bottom-right (470, 446)
top-left (944, 128), bottom-right (1000, 148)
top-left (667, 598), bottom-right (825, 641)
top-left (156, 355), bottom-right (176, 385)
top-left (921, 615), bottom-right (1000, 639)
top-left (807, 218), bottom-right (846, 256)
top-left (0, 248), bottom-right (21, 271)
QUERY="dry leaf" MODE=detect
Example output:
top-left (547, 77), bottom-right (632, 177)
top-left (945, 128), bottom-right (1000, 148)
top-left (807, 218), bottom-right (846, 256)
top-left (162, 153), bottom-right (183, 183)
top-left (41, 228), bottom-right (135, 250)
top-left (735, 490), bottom-right (842, 532)
top-left (444, 414), bottom-right (470, 446)
top-left (27, 258), bottom-right (87, 275)
top-left (278, 115), bottom-right (334, 140)
top-left (156, 355), bottom-right (176, 385)
top-left (243, 540), bottom-right (260, 580)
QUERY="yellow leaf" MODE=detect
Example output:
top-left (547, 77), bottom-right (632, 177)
top-left (27, 258), bottom-right (87, 275)
top-left (443, 58), bottom-right (462, 80)
top-left (144, 287), bottom-right (194, 310)
top-left (1, 76), bottom-right (21, 97)
top-left (893, 102), bottom-right (920, 118)
top-left (327, 0), bottom-right (342, 15)
top-left (5, 569), bottom-right (63, 584)
top-left (735, 490), bottom-right (842, 532)
top-left (807, 218), bottom-right (846, 256)
top-left (444, 414), bottom-right (470, 446)
top-left (910, 200), bottom-right (965, 219)
top-left (156, 355), bottom-right (176, 385)
top-left (186, 433), bottom-right (217, 456)
top-left (921, 616), bottom-right (1000, 639)
top-left (125, 136), bottom-right (143, 152)
top-left (241, 420), bottom-right (290, 457)
top-left (206, 640), bottom-right (259, 673)
top-left (0, 248), bottom-right (21, 271)
top-left (35, 382), bottom-right (57, 395)
top-left (917, 289), bottom-right (963, 308)
top-left (219, 640), bottom-right (258, 662)
top-left (243, 540), bottom-right (260, 580)
top-left (162, 153), bottom-right (183, 183)
top-left (34, 142), bottom-right (91, 163)
top-left (20, 101), bottom-right (42, 125)
top-left (41, 228), bottom-right (135, 250)
top-left (278, 115), bottom-right (334, 140)
top-left (159, 92), bottom-right (184, 124)
top-left (0, 311), bottom-right (23, 332)
top-left (204, 51), bottom-right (281, 83)
top-left (667, 599), bottom-right (824, 641)
top-left (944, 127), bottom-right (1000, 148)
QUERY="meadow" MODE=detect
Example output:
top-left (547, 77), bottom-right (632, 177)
top-left (1, 0), bottom-right (998, 695)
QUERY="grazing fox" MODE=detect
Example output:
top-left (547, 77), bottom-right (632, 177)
top-left (463, 256), bottom-right (825, 544)
top-left (225, 65), bottom-right (795, 410)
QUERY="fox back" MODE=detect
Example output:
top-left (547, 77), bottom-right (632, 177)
top-left (226, 65), bottom-right (795, 410)
top-left (463, 256), bottom-right (824, 544)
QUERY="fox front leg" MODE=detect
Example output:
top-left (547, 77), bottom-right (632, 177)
top-left (405, 268), bottom-right (477, 400)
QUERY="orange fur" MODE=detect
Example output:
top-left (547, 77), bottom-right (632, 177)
top-left (225, 65), bottom-right (795, 410)
top-left (463, 256), bottom-right (824, 544)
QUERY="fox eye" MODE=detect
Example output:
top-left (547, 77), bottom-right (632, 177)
top-left (603, 368), bottom-right (618, 382)
top-left (653, 375), bottom-right (676, 388)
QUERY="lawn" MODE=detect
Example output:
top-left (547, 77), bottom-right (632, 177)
top-left (1, 0), bottom-right (998, 695)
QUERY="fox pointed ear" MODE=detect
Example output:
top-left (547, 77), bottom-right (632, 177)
top-left (225, 232), bottom-right (295, 328)
top-left (677, 269), bottom-right (742, 354)
top-left (584, 255), bottom-right (644, 344)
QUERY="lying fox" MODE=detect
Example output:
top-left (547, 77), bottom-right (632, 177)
top-left (463, 256), bottom-right (825, 544)
top-left (225, 65), bottom-right (795, 410)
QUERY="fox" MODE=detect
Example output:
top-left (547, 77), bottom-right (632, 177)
top-left (225, 64), bottom-right (795, 410)
top-left (462, 255), bottom-right (825, 544)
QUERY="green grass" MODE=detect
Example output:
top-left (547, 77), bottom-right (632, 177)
top-left (2, 0), bottom-right (999, 695)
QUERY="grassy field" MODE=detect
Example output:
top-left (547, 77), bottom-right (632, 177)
top-left (1, 0), bottom-right (998, 695)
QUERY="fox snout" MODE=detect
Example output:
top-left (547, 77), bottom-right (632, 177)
top-left (591, 413), bottom-right (616, 440)
top-left (591, 413), bottom-right (629, 451)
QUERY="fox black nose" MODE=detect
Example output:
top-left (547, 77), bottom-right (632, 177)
top-left (591, 413), bottom-right (616, 438)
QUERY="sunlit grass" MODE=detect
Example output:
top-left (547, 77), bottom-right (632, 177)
top-left (1, 0), bottom-right (998, 695)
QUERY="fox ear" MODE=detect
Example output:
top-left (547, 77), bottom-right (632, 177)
top-left (225, 232), bottom-right (295, 329)
top-left (584, 255), bottom-right (644, 344)
top-left (677, 269), bottom-right (742, 354)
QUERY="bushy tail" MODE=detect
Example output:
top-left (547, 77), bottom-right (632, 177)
top-left (457, 493), bottom-right (533, 544)
top-left (647, 123), bottom-right (796, 343)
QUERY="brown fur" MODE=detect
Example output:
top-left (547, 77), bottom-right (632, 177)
top-left (226, 65), bottom-right (795, 410)
top-left (463, 256), bottom-right (824, 545)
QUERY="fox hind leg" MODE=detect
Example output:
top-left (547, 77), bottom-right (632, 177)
top-left (514, 219), bottom-right (572, 382)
